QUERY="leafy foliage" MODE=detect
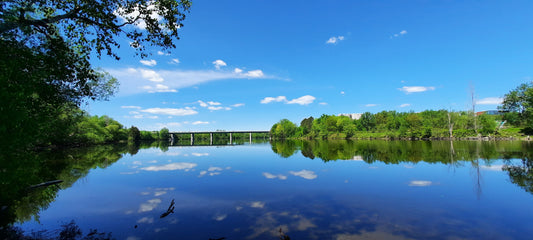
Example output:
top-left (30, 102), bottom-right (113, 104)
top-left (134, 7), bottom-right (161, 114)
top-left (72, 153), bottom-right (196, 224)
top-left (270, 110), bottom-right (503, 140)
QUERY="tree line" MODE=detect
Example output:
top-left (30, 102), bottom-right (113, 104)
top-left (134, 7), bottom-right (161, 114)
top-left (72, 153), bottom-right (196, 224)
top-left (271, 82), bottom-right (533, 140)
top-left (271, 110), bottom-right (501, 140)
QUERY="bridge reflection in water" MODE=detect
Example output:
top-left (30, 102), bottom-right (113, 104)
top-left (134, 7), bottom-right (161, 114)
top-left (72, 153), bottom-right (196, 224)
top-left (169, 131), bottom-right (270, 146)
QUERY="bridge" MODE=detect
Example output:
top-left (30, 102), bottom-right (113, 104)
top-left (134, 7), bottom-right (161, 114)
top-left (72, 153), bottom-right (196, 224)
top-left (169, 131), bottom-right (271, 145)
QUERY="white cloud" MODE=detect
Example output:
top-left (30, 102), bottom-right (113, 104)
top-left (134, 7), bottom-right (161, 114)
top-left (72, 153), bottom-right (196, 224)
top-left (261, 95), bottom-right (316, 105)
top-left (326, 36), bottom-right (345, 44)
top-left (476, 97), bottom-right (503, 105)
top-left (122, 106), bottom-right (142, 109)
top-left (289, 170), bottom-right (317, 180)
top-left (157, 51), bottom-right (166, 56)
top-left (231, 103), bottom-right (245, 107)
top-left (143, 84), bottom-right (177, 93)
top-left (213, 59), bottom-right (227, 70)
top-left (234, 68), bottom-right (243, 74)
top-left (141, 162), bottom-right (197, 171)
top-left (319, 102), bottom-right (328, 105)
top-left (197, 100), bottom-right (208, 107)
top-left (287, 95), bottom-right (316, 105)
top-left (392, 30), bottom-right (408, 38)
top-left (398, 86), bottom-right (436, 94)
top-left (115, 4), bottom-right (163, 30)
top-left (207, 106), bottom-right (224, 111)
top-left (170, 58), bottom-right (180, 64)
top-left (340, 91), bottom-right (345, 95)
top-left (400, 103), bottom-right (411, 108)
top-left (141, 108), bottom-right (198, 116)
top-left (365, 104), bottom-right (377, 107)
top-left (261, 96), bottom-right (288, 104)
top-left (192, 121), bottom-right (209, 125)
top-left (140, 69), bottom-right (163, 82)
top-left (207, 101), bottom-right (221, 106)
top-left (140, 59), bottom-right (157, 67)
top-left (106, 67), bottom-right (275, 95)
top-left (408, 180), bottom-right (432, 187)
top-left (244, 70), bottom-right (264, 78)
top-left (139, 199), bottom-right (161, 212)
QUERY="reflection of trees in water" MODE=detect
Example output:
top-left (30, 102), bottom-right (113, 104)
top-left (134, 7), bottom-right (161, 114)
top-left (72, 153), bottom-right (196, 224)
top-left (0, 142), bottom-right (170, 227)
top-left (271, 140), bottom-right (526, 164)
top-left (270, 140), bottom-right (533, 196)
top-left (0, 220), bottom-right (113, 240)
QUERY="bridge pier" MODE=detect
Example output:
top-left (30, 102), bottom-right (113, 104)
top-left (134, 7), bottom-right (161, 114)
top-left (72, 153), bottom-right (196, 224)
top-left (249, 132), bottom-right (252, 144)
top-left (210, 133), bottom-right (213, 145)
top-left (229, 132), bottom-right (233, 145)
top-left (190, 133), bottom-right (194, 145)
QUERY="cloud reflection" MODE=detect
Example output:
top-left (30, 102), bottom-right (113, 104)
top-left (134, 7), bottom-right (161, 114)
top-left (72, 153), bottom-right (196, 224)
top-left (263, 172), bottom-right (287, 180)
top-left (480, 165), bottom-right (503, 171)
top-left (251, 201), bottom-right (265, 208)
top-left (408, 180), bottom-right (432, 187)
top-left (289, 170), bottom-right (317, 180)
top-left (139, 198), bottom-right (161, 212)
top-left (141, 162), bottom-right (197, 171)
top-left (137, 217), bottom-right (154, 224)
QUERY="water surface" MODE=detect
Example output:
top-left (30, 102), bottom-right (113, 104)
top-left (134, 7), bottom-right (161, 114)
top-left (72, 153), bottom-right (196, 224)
top-left (6, 140), bottom-right (533, 239)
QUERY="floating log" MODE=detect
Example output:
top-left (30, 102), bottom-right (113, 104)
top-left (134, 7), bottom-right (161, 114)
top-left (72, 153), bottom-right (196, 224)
top-left (28, 180), bottom-right (63, 189)
top-left (160, 199), bottom-right (175, 218)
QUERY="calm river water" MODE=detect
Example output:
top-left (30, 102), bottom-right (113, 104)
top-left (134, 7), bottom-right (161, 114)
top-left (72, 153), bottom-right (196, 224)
top-left (6, 140), bottom-right (533, 239)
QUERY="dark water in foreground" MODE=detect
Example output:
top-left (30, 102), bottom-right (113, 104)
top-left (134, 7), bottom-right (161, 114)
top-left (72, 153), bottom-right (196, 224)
top-left (4, 140), bottom-right (533, 239)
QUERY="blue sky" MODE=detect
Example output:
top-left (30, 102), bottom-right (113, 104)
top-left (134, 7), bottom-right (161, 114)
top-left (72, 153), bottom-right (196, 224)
top-left (86, 0), bottom-right (533, 131)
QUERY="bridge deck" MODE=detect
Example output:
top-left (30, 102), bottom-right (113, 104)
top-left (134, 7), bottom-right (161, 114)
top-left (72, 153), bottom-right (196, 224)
top-left (169, 131), bottom-right (270, 134)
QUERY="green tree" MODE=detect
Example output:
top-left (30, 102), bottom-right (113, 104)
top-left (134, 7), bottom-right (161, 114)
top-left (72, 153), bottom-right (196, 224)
top-left (159, 127), bottom-right (170, 140)
top-left (128, 126), bottom-right (141, 143)
top-left (0, 0), bottom-right (191, 150)
top-left (500, 82), bottom-right (533, 127)
top-left (300, 116), bottom-right (314, 136)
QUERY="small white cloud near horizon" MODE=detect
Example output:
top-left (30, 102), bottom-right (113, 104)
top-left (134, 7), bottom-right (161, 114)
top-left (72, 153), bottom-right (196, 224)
top-left (140, 59), bottom-right (157, 67)
top-left (244, 70), bottom-right (264, 78)
top-left (170, 58), bottom-right (180, 64)
top-left (326, 36), bottom-right (345, 44)
top-left (231, 103), bottom-right (245, 107)
top-left (157, 51), bottom-right (170, 56)
top-left (476, 97), bottom-right (503, 105)
top-left (392, 30), bottom-right (408, 38)
top-left (319, 102), bottom-right (328, 105)
top-left (192, 121), bottom-right (209, 125)
top-left (261, 95), bottom-right (316, 105)
top-left (365, 104), bottom-right (377, 107)
top-left (234, 68), bottom-right (243, 74)
top-left (400, 103), bottom-right (411, 108)
top-left (399, 86), bottom-right (436, 94)
top-left (141, 107), bottom-right (198, 116)
top-left (340, 91), bottom-right (345, 95)
top-left (212, 59), bottom-right (227, 70)
top-left (122, 106), bottom-right (142, 109)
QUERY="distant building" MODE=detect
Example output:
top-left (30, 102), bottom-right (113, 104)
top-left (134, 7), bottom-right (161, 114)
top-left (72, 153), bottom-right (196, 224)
top-left (476, 110), bottom-right (507, 116)
top-left (338, 113), bottom-right (362, 120)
